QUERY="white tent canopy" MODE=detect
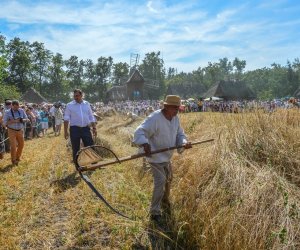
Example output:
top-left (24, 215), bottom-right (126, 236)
top-left (204, 96), bottom-right (224, 101)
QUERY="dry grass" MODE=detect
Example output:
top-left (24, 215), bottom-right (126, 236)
top-left (0, 109), bottom-right (299, 249)
top-left (172, 109), bottom-right (300, 249)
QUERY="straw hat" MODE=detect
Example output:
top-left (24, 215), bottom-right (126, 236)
top-left (163, 95), bottom-right (181, 106)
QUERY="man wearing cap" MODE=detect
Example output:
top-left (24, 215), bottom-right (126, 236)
top-left (3, 100), bottom-right (29, 165)
top-left (133, 95), bottom-right (192, 222)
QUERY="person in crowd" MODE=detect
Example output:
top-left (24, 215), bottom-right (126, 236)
top-left (25, 108), bottom-right (34, 140)
top-left (64, 89), bottom-right (97, 162)
top-left (145, 106), bottom-right (154, 116)
top-left (32, 104), bottom-right (41, 135)
top-left (0, 105), bottom-right (5, 159)
top-left (54, 103), bottom-right (64, 136)
top-left (197, 99), bottom-right (203, 112)
top-left (133, 95), bottom-right (192, 222)
top-left (49, 104), bottom-right (56, 133)
top-left (3, 100), bottom-right (29, 166)
top-left (40, 106), bottom-right (49, 136)
top-left (27, 106), bottom-right (39, 138)
top-left (4, 99), bottom-right (12, 153)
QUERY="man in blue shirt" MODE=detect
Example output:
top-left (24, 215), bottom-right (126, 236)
top-left (64, 89), bottom-right (97, 162)
top-left (3, 100), bottom-right (29, 165)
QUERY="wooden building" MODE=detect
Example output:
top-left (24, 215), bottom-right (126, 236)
top-left (21, 87), bottom-right (48, 104)
top-left (294, 87), bottom-right (300, 98)
top-left (204, 80), bottom-right (256, 101)
top-left (106, 69), bottom-right (145, 102)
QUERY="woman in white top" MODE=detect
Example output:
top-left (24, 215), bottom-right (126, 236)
top-left (54, 105), bottom-right (64, 136)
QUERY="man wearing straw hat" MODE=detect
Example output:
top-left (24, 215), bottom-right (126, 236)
top-left (133, 95), bottom-right (191, 222)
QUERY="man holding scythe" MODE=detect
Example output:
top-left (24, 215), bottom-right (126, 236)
top-left (133, 95), bottom-right (192, 222)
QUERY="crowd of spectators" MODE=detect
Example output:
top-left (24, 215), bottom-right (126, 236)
top-left (0, 100), bottom-right (65, 160)
top-left (92, 98), bottom-right (299, 117)
top-left (189, 98), bottom-right (299, 113)
top-left (93, 100), bottom-right (163, 116)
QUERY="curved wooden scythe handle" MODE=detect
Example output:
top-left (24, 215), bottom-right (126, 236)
top-left (78, 138), bottom-right (214, 172)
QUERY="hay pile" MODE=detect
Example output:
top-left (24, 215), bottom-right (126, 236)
top-left (172, 110), bottom-right (300, 249)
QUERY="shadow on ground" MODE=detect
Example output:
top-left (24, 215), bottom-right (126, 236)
top-left (50, 172), bottom-right (81, 192)
top-left (0, 163), bottom-right (17, 174)
top-left (132, 205), bottom-right (187, 250)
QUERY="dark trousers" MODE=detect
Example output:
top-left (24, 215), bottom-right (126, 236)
top-left (4, 129), bottom-right (10, 152)
top-left (52, 117), bottom-right (56, 132)
top-left (70, 126), bottom-right (94, 162)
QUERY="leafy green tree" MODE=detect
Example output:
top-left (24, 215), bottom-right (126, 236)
top-left (6, 37), bottom-right (32, 91)
top-left (46, 53), bottom-right (68, 101)
top-left (0, 35), bottom-right (8, 85)
top-left (292, 58), bottom-right (300, 96)
top-left (112, 62), bottom-right (129, 85)
top-left (84, 59), bottom-right (96, 83)
top-left (0, 85), bottom-right (20, 102)
top-left (30, 41), bottom-right (52, 94)
top-left (167, 67), bottom-right (177, 80)
top-left (218, 57), bottom-right (233, 81)
top-left (287, 60), bottom-right (299, 95)
top-left (0, 57), bottom-right (7, 85)
top-left (244, 68), bottom-right (274, 99)
top-left (139, 51), bottom-right (165, 99)
top-left (203, 62), bottom-right (222, 86)
top-left (94, 56), bottom-right (113, 101)
top-left (233, 57), bottom-right (246, 81)
top-left (65, 55), bottom-right (85, 89)
top-left (82, 59), bottom-right (96, 100)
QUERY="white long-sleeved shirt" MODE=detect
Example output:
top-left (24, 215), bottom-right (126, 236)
top-left (133, 110), bottom-right (187, 163)
top-left (64, 100), bottom-right (95, 127)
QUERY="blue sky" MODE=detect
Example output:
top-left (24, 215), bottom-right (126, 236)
top-left (0, 0), bottom-right (300, 72)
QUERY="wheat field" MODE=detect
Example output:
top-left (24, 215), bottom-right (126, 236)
top-left (0, 110), bottom-right (299, 249)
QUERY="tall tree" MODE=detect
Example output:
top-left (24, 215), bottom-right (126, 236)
top-left (47, 53), bottom-right (67, 101)
top-left (218, 57), bottom-right (233, 81)
top-left (30, 41), bottom-right (52, 94)
top-left (94, 56), bottom-right (113, 101)
top-left (139, 51), bottom-right (165, 99)
top-left (65, 55), bottom-right (85, 89)
top-left (286, 60), bottom-right (299, 95)
top-left (112, 62), bottom-right (129, 85)
top-left (233, 57), bottom-right (246, 81)
top-left (82, 59), bottom-right (97, 100)
top-left (204, 62), bottom-right (222, 86)
top-left (167, 67), bottom-right (177, 80)
top-left (0, 35), bottom-right (8, 85)
top-left (6, 37), bottom-right (32, 91)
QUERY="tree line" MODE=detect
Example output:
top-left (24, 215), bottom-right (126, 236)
top-left (166, 57), bottom-right (300, 99)
top-left (0, 34), bottom-right (299, 102)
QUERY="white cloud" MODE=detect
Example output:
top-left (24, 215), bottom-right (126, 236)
top-left (0, 0), bottom-right (299, 72)
top-left (147, 1), bottom-right (159, 14)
